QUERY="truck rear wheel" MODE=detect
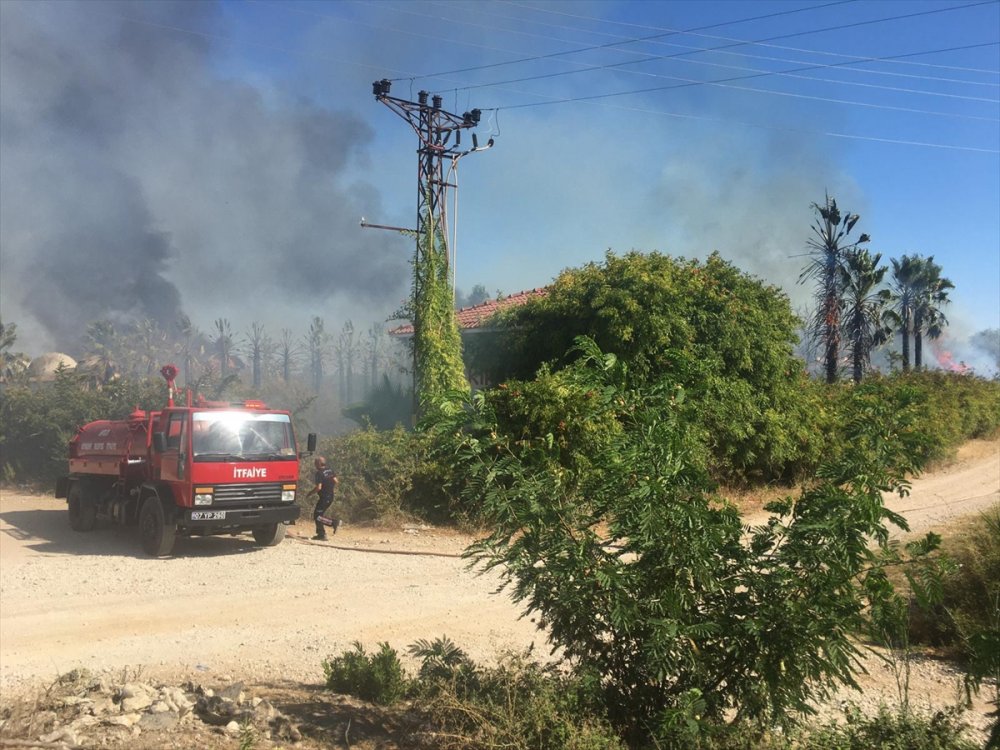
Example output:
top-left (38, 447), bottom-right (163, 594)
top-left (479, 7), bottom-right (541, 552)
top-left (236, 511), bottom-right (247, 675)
top-left (139, 495), bottom-right (176, 557)
top-left (68, 484), bottom-right (97, 532)
top-left (251, 523), bottom-right (286, 547)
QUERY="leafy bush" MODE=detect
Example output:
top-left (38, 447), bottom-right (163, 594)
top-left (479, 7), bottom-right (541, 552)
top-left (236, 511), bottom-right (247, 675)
top-left (798, 705), bottom-right (978, 750)
top-left (305, 426), bottom-right (452, 524)
top-left (430, 338), bottom-right (940, 745)
top-left (411, 647), bottom-right (624, 750)
top-left (0, 368), bottom-right (166, 485)
top-left (474, 251), bottom-right (823, 484)
top-left (907, 505), bottom-right (1000, 649)
top-left (827, 372), bottom-right (1000, 469)
top-left (903, 505), bottom-right (1000, 748)
top-left (322, 641), bottom-right (408, 705)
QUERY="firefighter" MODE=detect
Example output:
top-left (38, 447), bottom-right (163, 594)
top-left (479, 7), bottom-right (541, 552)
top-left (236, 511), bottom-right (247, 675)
top-left (309, 456), bottom-right (340, 540)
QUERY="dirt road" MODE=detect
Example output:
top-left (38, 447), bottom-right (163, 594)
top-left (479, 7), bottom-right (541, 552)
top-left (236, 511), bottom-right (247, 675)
top-left (1, 440), bottom-right (997, 699)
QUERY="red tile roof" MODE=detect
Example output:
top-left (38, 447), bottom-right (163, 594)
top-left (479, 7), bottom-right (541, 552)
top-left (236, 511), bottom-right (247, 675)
top-left (388, 287), bottom-right (549, 337)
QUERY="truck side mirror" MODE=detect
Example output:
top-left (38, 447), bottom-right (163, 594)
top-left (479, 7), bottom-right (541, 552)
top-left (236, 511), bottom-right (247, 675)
top-left (152, 432), bottom-right (166, 453)
top-left (307, 433), bottom-right (317, 453)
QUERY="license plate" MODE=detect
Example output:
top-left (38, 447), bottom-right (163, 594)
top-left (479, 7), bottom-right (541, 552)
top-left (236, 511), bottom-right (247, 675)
top-left (191, 510), bottom-right (226, 520)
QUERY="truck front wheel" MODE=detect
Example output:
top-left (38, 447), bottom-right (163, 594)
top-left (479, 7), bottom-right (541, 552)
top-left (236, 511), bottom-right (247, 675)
top-left (139, 495), bottom-right (176, 557)
top-left (68, 484), bottom-right (97, 532)
top-left (251, 523), bottom-right (286, 547)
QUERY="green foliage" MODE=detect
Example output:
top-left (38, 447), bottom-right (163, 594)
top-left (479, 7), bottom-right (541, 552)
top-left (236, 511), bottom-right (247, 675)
top-left (902, 505), bottom-right (1000, 747)
top-left (799, 194), bottom-right (871, 384)
top-left (308, 427), bottom-right (450, 524)
top-left (431, 338), bottom-right (935, 745)
top-left (478, 250), bottom-right (817, 484)
top-left (841, 248), bottom-right (890, 383)
top-left (411, 212), bottom-right (467, 410)
top-left (342, 374), bottom-right (413, 430)
top-left (412, 648), bottom-right (624, 750)
top-left (799, 705), bottom-right (978, 750)
top-left (827, 372), bottom-right (1000, 469)
top-left (408, 636), bottom-right (472, 683)
top-left (0, 368), bottom-right (166, 484)
top-left (322, 641), bottom-right (408, 705)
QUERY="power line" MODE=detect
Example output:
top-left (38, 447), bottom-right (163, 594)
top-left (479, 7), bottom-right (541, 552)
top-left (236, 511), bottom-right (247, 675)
top-left (447, 41), bottom-right (1000, 107)
top-left (402, 0), bottom-right (999, 86)
top-left (456, 41), bottom-right (1000, 118)
top-left (485, 94), bottom-right (998, 154)
top-left (424, 0), bottom-right (1000, 90)
top-left (392, 0), bottom-right (858, 82)
top-left (504, 0), bottom-right (1000, 76)
top-left (417, 0), bottom-right (1000, 89)
top-left (96, 2), bottom-right (998, 153)
top-left (242, 0), bottom-right (998, 111)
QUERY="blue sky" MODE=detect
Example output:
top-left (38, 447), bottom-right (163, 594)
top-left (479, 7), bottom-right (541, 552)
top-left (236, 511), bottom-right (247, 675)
top-left (2, 0), bottom-right (997, 370)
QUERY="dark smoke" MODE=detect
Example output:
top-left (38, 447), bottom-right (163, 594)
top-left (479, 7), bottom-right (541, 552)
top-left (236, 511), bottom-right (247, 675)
top-left (0, 0), bottom-right (407, 352)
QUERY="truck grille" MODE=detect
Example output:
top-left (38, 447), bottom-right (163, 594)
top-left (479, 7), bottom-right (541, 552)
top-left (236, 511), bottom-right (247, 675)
top-left (212, 482), bottom-right (284, 508)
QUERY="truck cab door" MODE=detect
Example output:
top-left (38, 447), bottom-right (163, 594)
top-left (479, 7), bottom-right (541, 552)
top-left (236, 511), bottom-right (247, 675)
top-left (159, 411), bottom-right (188, 483)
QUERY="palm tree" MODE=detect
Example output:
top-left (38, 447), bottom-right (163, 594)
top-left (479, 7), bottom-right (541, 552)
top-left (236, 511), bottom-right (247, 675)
top-left (81, 320), bottom-right (121, 385)
top-left (799, 194), bottom-right (871, 384)
top-left (912, 257), bottom-right (953, 371)
top-left (366, 323), bottom-right (385, 391)
top-left (176, 314), bottom-right (200, 386)
top-left (303, 317), bottom-right (327, 394)
top-left (243, 322), bottom-right (271, 390)
top-left (276, 328), bottom-right (298, 384)
top-left (131, 318), bottom-right (167, 376)
top-left (886, 255), bottom-right (922, 372)
top-left (841, 249), bottom-right (890, 383)
top-left (335, 320), bottom-right (357, 403)
top-left (214, 318), bottom-right (233, 378)
top-left (887, 255), bottom-right (952, 372)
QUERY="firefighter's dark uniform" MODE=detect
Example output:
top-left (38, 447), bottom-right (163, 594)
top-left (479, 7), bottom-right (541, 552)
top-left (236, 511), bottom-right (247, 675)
top-left (313, 466), bottom-right (338, 539)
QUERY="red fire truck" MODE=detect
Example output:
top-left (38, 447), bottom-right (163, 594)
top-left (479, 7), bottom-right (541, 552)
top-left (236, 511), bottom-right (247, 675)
top-left (55, 365), bottom-right (315, 556)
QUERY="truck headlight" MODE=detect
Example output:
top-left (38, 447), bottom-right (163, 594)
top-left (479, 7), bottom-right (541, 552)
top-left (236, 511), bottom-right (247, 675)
top-left (282, 484), bottom-right (296, 503)
top-left (194, 488), bottom-right (213, 506)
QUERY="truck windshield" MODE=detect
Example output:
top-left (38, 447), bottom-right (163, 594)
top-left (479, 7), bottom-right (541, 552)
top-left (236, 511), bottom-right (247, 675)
top-left (191, 411), bottom-right (296, 461)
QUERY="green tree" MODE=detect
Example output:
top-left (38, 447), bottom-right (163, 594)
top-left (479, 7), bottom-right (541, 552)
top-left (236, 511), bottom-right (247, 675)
top-left (275, 328), bottom-right (298, 384)
top-left (128, 318), bottom-right (168, 376)
top-left (213, 318), bottom-right (234, 379)
top-left (175, 314), bottom-right (201, 387)
top-left (364, 322), bottom-right (385, 391)
top-left (486, 250), bottom-right (818, 483)
top-left (842, 249), bottom-right (890, 383)
top-left (887, 254), bottom-right (924, 373)
top-left (0, 319), bottom-right (27, 384)
top-left (912, 257), bottom-right (953, 371)
top-left (799, 195), bottom-right (871, 384)
top-left (432, 339), bottom-right (936, 745)
top-left (243, 321), bottom-right (270, 390)
top-left (304, 316), bottom-right (327, 394)
top-left (81, 320), bottom-right (121, 385)
top-left (335, 320), bottom-right (357, 403)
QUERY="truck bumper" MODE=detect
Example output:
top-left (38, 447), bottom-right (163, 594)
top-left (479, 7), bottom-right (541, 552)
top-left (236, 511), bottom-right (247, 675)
top-left (179, 505), bottom-right (300, 531)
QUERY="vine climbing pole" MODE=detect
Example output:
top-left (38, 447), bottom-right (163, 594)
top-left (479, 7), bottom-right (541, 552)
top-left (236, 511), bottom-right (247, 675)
top-left (370, 79), bottom-right (493, 412)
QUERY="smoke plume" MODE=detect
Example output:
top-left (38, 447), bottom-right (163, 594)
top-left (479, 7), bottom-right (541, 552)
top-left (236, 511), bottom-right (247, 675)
top-left (0, 0), bottom-right (407, 353)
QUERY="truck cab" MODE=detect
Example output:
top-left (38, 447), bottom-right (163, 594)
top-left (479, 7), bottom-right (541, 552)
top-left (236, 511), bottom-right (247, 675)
top-left (147, 403), bottom-right (303, 553)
